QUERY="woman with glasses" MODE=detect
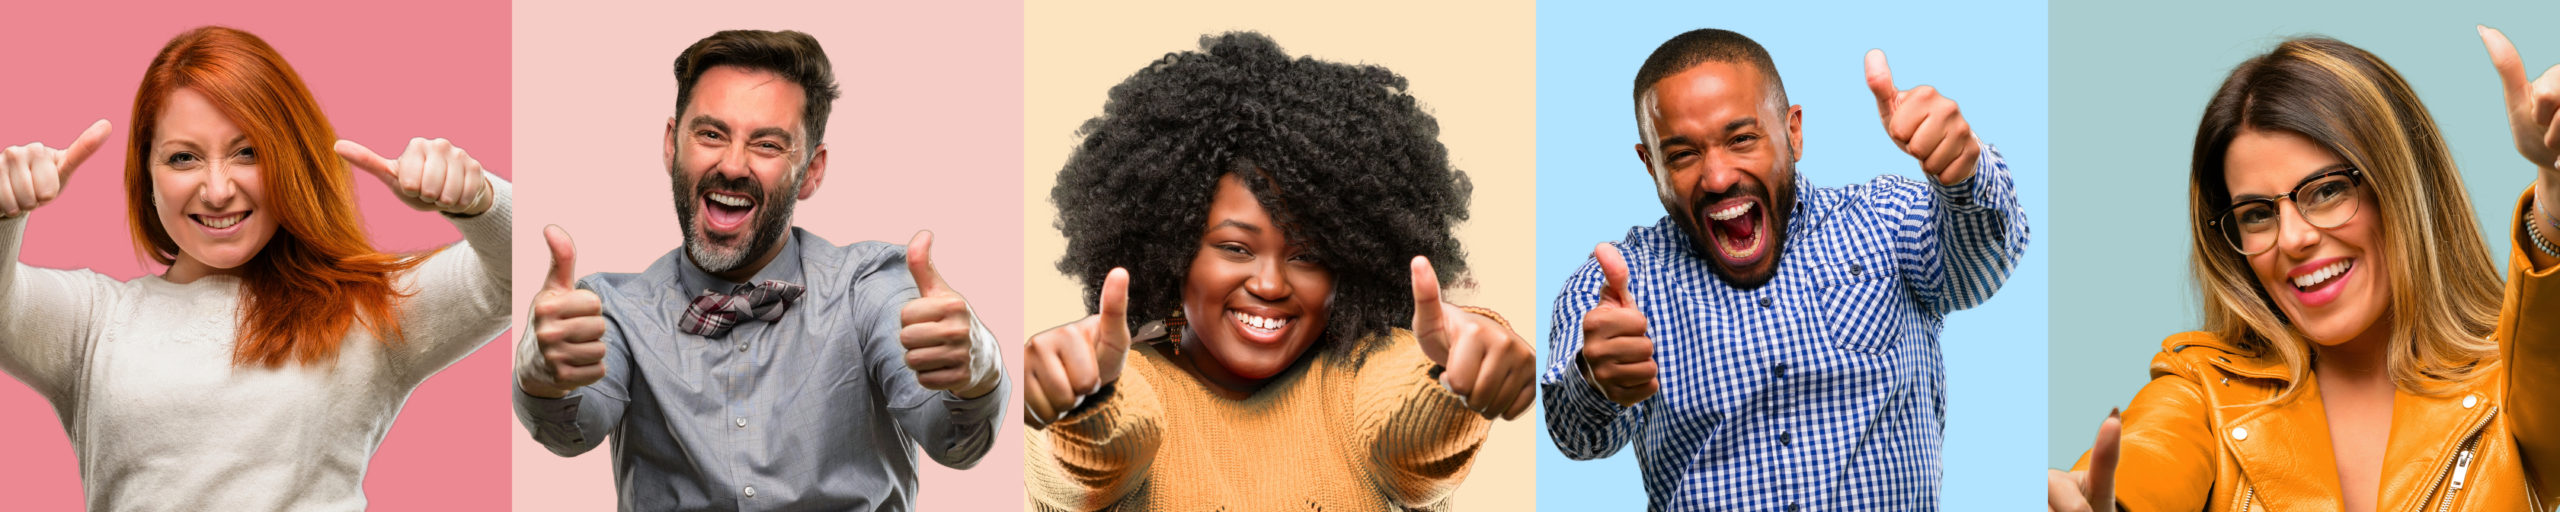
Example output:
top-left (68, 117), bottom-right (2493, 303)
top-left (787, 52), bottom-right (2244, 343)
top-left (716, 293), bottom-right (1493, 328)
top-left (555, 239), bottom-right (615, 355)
top-left (2047, 30), bottom-right (2560, 510)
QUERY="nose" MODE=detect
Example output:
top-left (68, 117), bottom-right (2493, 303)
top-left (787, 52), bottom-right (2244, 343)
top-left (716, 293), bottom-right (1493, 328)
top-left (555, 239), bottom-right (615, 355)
top-left (1244, 255), bottom-right (1294, 301)
top-left (712, 142), bottom-right (752, 179)
top-left (1700, 150), bottom-right (1748, 195)
top-left (2271, 199), bottom-right (2321, 257)
top-left (201, 160), bottom-right (239, 207)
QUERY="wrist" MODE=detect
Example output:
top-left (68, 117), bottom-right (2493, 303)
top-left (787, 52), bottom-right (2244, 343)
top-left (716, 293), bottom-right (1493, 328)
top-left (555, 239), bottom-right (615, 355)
top-left (519, 377), bottom-right (571, 399)
top-left (444, 179), bottom-right (495, 217)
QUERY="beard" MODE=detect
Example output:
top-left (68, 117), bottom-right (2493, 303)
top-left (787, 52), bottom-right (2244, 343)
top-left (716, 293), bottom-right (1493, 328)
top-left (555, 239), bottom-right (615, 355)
top-left (670, 157), bottom-right (800, 275)
top-left (1664, 159), bottom-right (1796, 290)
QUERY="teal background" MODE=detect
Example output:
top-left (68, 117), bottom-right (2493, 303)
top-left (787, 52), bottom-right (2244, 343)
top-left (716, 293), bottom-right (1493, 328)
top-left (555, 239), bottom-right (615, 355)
top-left (1534, 1), bottom-right (2048, 508)
top-left (2046, 0), bottom-right (2560, 470)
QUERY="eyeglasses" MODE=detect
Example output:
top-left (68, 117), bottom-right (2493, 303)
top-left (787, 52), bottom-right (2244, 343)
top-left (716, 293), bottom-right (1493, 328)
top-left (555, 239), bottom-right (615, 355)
top-left (2207, 167), bottom-right (2365, 256)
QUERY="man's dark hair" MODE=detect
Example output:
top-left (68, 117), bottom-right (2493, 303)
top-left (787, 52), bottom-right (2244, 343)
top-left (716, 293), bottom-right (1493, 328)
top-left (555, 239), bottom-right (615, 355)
top-left (1632, 28), bottom-right (1786, 108)
top-left (672, 30), bottom-right (842, 150)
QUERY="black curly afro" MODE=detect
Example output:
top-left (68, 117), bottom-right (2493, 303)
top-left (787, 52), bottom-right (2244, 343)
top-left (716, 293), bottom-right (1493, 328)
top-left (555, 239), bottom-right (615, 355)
top-left (1051, 31), bottom-right (1474, 357)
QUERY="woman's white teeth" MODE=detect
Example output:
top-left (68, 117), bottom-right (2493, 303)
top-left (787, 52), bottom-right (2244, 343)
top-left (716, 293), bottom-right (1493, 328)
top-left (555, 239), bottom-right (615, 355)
top-left (198, 213), bottom-right (244, 229)
top-left (1707, 202), bottom-right (1754, 221)
top-left (708, 193), bottom-right (753, 207)
top-left (1229, 310), bottom-right (1289, 331)
top-left (2293, 259), bottom-right (2353, 289)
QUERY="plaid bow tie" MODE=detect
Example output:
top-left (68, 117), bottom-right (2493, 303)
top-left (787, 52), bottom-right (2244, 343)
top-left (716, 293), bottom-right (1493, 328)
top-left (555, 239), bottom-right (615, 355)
top-left (679, 280), bottom-right (806, 338)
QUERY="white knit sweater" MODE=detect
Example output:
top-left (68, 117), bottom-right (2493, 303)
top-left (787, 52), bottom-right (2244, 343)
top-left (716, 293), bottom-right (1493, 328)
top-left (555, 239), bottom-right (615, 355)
top-left (0, 177), bottom-right (512, 510)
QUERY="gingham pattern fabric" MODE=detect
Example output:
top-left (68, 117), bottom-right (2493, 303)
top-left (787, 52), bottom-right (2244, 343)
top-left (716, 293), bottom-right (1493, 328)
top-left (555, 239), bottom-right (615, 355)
top-left (678, 280), bottom-right (806, 338)
top-left (1542, 145), bottom-right (2027, 511)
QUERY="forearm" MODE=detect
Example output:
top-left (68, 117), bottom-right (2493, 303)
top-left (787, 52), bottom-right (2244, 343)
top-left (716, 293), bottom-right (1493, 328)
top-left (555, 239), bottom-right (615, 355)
top-left (1359, 342), bottom-right (1493, 508)
top-left (1027, 372), bottom-right (1162, 511)
top-left (1923, 143), bottom-right (2029, 312)
top-left (1541, 360), bottom-right (1639, 460)
top-left (0, 214), bottom-right (106, 400)
top-left (2503, 187), bottom-right (2560, 492)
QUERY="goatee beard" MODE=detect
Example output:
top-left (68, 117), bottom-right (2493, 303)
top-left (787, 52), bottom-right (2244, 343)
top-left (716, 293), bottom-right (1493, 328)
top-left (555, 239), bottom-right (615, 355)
top-left (672, 163), bottom-right (799, 275)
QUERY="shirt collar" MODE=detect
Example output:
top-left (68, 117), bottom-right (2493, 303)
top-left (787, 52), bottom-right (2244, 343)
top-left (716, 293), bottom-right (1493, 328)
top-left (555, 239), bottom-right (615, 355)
top-left (675, 228), bottom-right (807, 295)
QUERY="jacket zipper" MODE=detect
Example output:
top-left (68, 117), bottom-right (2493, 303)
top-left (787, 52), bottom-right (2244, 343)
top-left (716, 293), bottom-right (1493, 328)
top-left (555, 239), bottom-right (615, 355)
top-left (2432, 407), bottom-right (2495, 512)
top-left (2236, 485), bottom-right (2254, 511)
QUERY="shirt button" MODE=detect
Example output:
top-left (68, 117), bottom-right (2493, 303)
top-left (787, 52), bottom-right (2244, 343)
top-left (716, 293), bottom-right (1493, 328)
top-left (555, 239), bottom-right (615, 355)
top-left (1772, 363), bottom-right (1787, 379)
top-left (738, 342), bottom-right (750, 352)
top-left (742, 485), bottom-right (757, 498)
top-left (1848, 263), bottom-right (1863, 275)
top-left (1757, 297), bottom-right (1773, 308)
top-left (734, 417), bottom-right (748, 428)
top-left (1787, 504), bottom-right (1800, 512)
top-left (2229, 427), bottom-right (2249, 441)
top-left (1779, 430), bottom-right (1792, 446)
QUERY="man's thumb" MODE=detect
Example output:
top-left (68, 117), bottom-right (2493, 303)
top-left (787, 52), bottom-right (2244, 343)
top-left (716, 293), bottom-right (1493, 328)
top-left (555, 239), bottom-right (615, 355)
top-left (544, 225), bottom-right (579, 290)
top-left (1865, 49), bottom-right (1898, 117)
top-left (1595, 242), bottom-right (1635, 308)
top-left (907, 230), bottom-right (944, 296)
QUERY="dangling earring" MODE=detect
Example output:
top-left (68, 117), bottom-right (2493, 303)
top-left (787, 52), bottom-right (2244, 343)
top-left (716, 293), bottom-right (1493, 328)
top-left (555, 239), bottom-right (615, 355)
top-left (1162, 310), bottom-right (1185, 354)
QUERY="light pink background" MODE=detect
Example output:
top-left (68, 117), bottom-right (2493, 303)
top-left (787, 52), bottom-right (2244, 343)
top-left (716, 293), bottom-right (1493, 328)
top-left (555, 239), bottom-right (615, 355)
top-left (510, 1), bottom-right (1026, 510)
top-left (0, 0), bottom-right (512, 509)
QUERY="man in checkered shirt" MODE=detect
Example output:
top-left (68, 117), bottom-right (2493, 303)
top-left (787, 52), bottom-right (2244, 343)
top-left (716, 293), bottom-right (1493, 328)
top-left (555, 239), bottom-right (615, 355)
top-left (1541, 28), bottom-right (2028, 510)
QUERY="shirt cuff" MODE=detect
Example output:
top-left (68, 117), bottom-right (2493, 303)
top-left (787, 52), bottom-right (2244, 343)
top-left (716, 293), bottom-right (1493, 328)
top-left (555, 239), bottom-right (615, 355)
top-left (1559, 350), bottom-right (1630, 419)
top-left (1931, 142), bottom-right (2000, 210)
top-left (512, 381), bottom-right (593, 446)
top-left (951, 301), bottom-right (1005, 400)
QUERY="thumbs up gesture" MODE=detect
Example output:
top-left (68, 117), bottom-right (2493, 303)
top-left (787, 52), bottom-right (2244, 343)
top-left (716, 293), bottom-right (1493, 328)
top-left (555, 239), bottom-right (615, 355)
top-left (335, 137), bottom-right (493, 215)
top-left (2484, 26), bottom-right (2560, 172)
top-left (1410, 256), bottom-right (1536, 420)
top-left (2047, 410), bottom-right (2121, 512)
top-left (899, 230), bottom-right (995, 398)
top-left (2480, 25), bottom-right (2560, 234)
top-left (1866, 50), bottom-right (1982, 186)
top-left (0, 119), bottom-right (111, 219)
top-left (1579, 243), bottom-right (1659, 408)
top-left (522, 225), bottom-right (609, 398)
top-left (1022, 267), bottom-right (1132, 427)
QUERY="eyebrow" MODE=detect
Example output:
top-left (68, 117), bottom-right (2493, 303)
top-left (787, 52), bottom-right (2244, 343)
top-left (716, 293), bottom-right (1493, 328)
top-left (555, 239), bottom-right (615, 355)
top-left (748, 127), bottom-right (797, 147)
top-left (1722, 117), bottom-right (1759, 134)
top-left (1210, 219), bottom-right (1264, 234)
top-left (686, 115), bottom-right (728, 134)
top-left (2231, 163), bottom-right (2355, 202)
top-left (156, 134), bottom-right (252, 153)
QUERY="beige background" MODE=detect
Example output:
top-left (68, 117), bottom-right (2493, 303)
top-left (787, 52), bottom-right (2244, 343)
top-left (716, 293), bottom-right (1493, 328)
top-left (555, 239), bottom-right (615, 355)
top-left (1023, 0), bottom-right (1537, 509)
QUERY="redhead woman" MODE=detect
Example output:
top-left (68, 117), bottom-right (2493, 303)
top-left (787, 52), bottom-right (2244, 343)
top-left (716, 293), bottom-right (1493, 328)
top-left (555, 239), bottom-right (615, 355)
top-left (1020, 32), bottom-right (1538, 511)
top-left (2048, 29), bottom-right (2560, 511)
top-left (0, 26), bottom-right (509, 509)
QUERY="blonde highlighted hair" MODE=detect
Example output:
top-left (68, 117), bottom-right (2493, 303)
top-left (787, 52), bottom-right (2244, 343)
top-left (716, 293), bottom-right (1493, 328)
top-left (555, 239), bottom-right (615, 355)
top-left (2188, 37), bottom-right (2505, 404)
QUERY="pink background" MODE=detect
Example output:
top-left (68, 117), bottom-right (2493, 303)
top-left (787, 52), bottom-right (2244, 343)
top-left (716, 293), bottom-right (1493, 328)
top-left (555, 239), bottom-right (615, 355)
top-left (0, 0), bottom-right (513, 509)
top-left (510, 0), bottom-right (1026, 509)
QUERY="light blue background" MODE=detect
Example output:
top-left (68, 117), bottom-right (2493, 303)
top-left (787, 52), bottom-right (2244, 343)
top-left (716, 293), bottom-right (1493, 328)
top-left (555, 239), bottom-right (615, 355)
top-left (1533, 1), bottom-right (2049, 509)
top-left (2046, 0), bottom-right (2560, 471)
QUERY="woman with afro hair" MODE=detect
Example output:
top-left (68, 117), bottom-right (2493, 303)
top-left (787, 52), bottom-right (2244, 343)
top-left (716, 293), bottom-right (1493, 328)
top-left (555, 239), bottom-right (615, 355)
top-left (1021, 31), bottom-right (1536, 510)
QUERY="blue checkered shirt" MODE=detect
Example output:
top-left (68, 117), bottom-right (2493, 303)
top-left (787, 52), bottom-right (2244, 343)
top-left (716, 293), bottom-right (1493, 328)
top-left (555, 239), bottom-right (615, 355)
top-left (1542, 146), bottom-right (2027, 511)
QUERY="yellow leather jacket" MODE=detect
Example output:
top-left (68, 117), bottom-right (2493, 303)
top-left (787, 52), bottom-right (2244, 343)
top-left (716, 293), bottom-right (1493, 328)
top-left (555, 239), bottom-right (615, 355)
top-left (2075, 191), bottom-right (2560, 510)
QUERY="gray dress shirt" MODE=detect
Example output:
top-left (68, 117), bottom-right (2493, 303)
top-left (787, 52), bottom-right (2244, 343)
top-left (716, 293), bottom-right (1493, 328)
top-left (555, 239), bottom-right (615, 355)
top-left (514, 227), bottom-right (1006, 511)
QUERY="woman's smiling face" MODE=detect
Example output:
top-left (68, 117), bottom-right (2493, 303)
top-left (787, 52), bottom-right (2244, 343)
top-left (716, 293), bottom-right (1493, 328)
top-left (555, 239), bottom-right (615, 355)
top-left (152, 86), bottom-right (278, 275)
top-left (2223, 127), bottom-right (2390, 346)
top-left (1180, 173), bottom-right (1336, 383)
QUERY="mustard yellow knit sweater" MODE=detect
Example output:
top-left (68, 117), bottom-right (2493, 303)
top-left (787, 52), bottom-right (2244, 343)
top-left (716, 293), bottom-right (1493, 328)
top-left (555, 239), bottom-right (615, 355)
top-left (1025, 328), bottom-right (1494, 511)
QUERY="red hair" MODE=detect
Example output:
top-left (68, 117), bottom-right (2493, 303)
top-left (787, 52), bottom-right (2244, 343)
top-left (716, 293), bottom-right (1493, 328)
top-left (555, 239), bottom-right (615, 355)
top-left (124, 26), bottom-right (425, 368)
